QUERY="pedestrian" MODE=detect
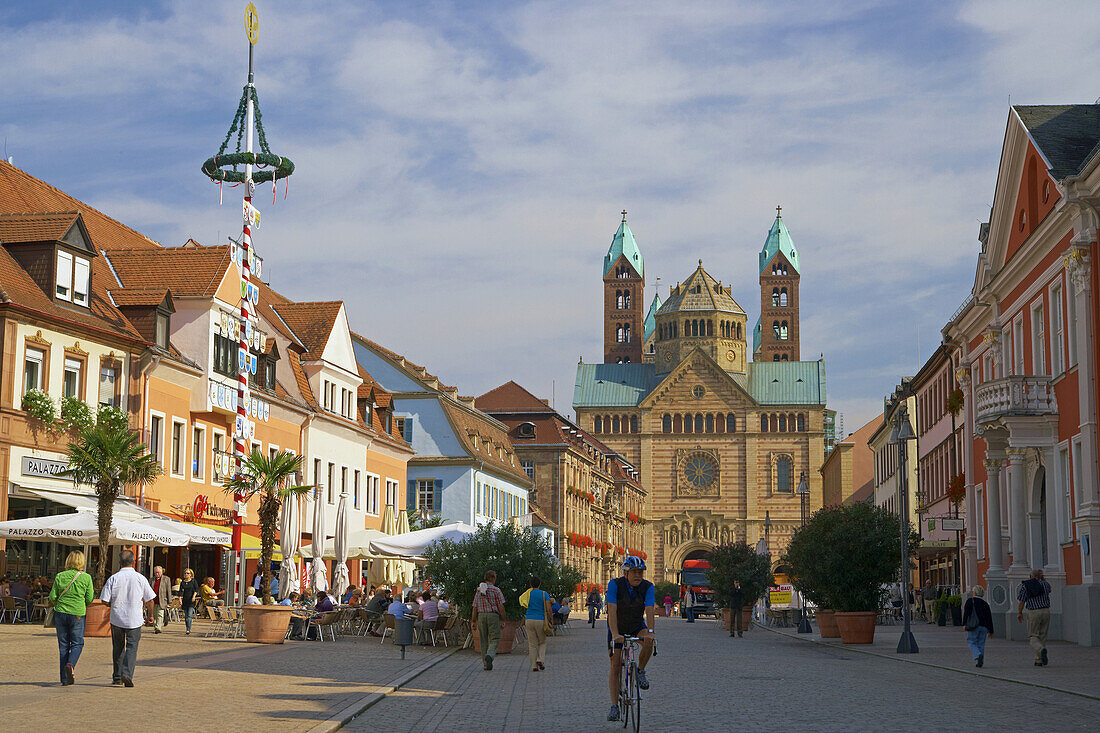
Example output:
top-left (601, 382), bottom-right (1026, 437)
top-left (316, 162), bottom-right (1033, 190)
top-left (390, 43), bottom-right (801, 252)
top-left (962, 585), bottom-right (994, 667)
top-left (99, 549), bottom-right (156, 687)
top-left (251, 571), bottom-right (262, 591)
top-left (470, 570), bottom-right (508, 670)
top-left (1016, 569), bottom-right (1052, 666)
top-left (151, 565), bottom-right (173, 634)
top-left (177, 568), bottom-right (199, 635)
top-left (48, 550), bottom-right (94, 686)
top-left (729, 579), bottom-right (745, 637)
top-left (684, 586), bottom-right (696, 622)
top-left (663, 593), bottom-right (673, 618)
top-left (922, 580), bottom-right (936, 622)
top-left (523, 575), bottom-right (552, 672)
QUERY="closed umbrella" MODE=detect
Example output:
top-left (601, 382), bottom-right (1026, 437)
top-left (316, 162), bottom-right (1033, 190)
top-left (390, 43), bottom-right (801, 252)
top-left (332, 490), bottom-right (350, 599)
top-left (310, 490), bottom-right (328, 594)
top-left (376, 504), bottom-right (398, 587)
top-left (278, 495), bottom-right (301, 601)
top-left (394, 510), bottom-right (415, 587)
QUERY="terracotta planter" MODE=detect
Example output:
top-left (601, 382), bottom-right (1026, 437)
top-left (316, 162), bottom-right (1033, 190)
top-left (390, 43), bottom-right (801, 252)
top-left (721, 607), bottom-right (754, 630)
top-left (471, 618), bottom-right (522, 654)
top-left (84, 601), bottom-right (112, 637)
top-left (241, 605), bottom-right (294, 644)
top-left (816, 609), bottom-right (840, 638)
top-left (835, 611), bottom-right (877, 644)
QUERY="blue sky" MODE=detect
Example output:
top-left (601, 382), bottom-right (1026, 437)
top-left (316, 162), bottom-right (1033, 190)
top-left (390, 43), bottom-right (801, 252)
top-left (2, 1), bottom-right (1095, 434)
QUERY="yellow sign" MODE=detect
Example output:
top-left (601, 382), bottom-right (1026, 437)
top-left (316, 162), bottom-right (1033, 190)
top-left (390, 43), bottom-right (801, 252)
top-left (769, 584), bottom-right (793, 608)
top-left (245, 3), bottom-right (259, 44)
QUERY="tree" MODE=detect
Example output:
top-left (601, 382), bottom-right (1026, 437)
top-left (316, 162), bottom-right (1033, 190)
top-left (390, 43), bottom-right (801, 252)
top-left (705, 541), bottom-right (773, 609)
top-left (64, 421), bottom-right (161, 589)
top-left (222, 449), bottom-right (309, 603)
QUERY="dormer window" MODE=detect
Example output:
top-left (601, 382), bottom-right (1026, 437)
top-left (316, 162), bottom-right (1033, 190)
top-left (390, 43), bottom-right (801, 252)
top-left (56, 251), bottom-right (91, 306)
top-left (155, 312), bottom-right (170, 349)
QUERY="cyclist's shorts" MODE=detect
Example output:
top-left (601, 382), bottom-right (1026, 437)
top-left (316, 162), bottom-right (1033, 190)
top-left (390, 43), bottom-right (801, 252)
top-left (608, 623), bottom-right (647, 655)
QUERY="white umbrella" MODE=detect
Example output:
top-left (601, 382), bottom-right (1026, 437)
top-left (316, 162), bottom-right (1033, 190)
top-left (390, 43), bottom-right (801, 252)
top-left (309, 491), bottom-right (328, 593)
top-left (331, 490), bottom-right (350, 599)
top-left (369, 522), bottom-right (477, 560)
top-left (376, 504), bottom-right (400, 587)
top-left (394, 510), bottom-right (415, 587)
top-left (0, 511), bottom-right (191, 546)
top-left (301, 527), bottom-right (387, 559)
top-left (278, 495), bottom-right (301, 601)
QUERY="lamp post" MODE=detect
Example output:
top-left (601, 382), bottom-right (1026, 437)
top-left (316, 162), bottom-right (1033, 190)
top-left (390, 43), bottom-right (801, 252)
top-left (796, 472), bottom-right (812, 633)
top-left (889, 408), bottom-right (918, 654)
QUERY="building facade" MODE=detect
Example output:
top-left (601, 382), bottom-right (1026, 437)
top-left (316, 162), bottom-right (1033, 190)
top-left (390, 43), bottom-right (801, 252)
top-left (574, 212), bottom-right (828, 584)
top-left (820, 413), bottom-right (879, 507)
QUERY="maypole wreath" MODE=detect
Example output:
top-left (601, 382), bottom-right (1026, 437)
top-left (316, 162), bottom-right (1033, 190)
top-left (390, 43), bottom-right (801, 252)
top-left (201, 86), bottom-right (295, 184)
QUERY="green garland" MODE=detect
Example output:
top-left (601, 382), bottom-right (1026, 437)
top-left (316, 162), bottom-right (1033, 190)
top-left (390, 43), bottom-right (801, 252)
top-left (201, 84), bottom-right (295, 184)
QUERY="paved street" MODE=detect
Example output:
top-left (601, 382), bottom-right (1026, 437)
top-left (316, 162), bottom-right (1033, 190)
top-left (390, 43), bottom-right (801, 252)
top-left (351, 616), bottom-right (1100, 732)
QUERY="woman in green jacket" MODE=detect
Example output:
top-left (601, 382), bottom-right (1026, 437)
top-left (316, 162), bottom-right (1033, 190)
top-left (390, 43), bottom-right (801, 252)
top-left (49, 550), bottom-right (95, 686)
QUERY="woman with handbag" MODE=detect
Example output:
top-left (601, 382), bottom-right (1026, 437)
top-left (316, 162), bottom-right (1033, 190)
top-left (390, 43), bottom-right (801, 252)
top-left (48, 550), bottom-right (95, 686)
top-left (962, 585), bottom-right (995, 667)
top-left (523, 575), bottom-right (553, 672)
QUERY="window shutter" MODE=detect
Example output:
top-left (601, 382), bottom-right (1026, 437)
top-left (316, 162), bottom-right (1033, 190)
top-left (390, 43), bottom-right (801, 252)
top-left (403, 417), bottom-right (413, 444)
top-left (407, 479), bottom-right (417, 510)
top-left (433, 479), bottom-right (443, 513)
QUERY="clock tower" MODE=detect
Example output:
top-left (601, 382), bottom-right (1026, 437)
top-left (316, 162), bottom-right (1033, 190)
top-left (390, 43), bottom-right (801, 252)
top-left (603, 211), bottom-right (645, 364)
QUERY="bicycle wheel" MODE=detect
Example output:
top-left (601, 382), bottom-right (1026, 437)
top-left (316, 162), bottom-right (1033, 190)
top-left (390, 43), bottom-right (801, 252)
top-left (630, 662), bottom-right (641, 732)
top-left (620, 665), bottom-right (631, 728)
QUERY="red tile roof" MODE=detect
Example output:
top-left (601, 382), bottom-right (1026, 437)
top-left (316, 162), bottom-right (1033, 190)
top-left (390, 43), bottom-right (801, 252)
top-left (108, 288), bottom-right (171, 308)
top-left (271, 302), bottom-right (342, 361)
top-left (102, 246), bottom-right (232, 298)
top-left (0, 211), bottom-right (81, 245)
top-left (475, 380), bottom-right (554, 413)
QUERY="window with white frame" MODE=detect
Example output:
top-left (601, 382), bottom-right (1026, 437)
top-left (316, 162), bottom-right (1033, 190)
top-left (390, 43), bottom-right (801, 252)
top-left (98, 363), bottom-right (120, 407)
top-left (192, 426), bottom-right (205, 480)
top-left (1050, 283), bottom-right (1065, 375)
top-left (1072, 438), bottom-right (1084, 510)
top-left (476, 481), bottom-right (482, 515)
top-left (522, 461), bottom-right (534, 480)
top-left (975, 484), bottom-right (985, 559)
top-left (1059, 445), bottom-right (1072, 542)
top-left (1067, 276), bottom-right (1079, 367)
top-left (328, 462), bottom-right (335, 504)
top-left (149, 414), bottom-right (164, 466)
top-left (1013, 318), bottom-right (1024, 375)
top-left (56, 251), bottom-right (73, 301)
top-left (314, 458), bottom-right (322, 489)
top-left (385, 478), bottom-right (398, 508)
top-left (73, 257), bottom-right (89, 306)
top-left (354, 469), bottom-right (361, 510)
top-left (23, 346), bottom-right (44, 395)
top-left (63, 357), bottom-right (83, 399)
top-left (322, 380), bottom-right (330, 410)
top-left (417, 478), bottom-right (435, 511)
top-left (212, 431), bottom-right (225, 481)
top-left (340, 466), bottom-right (347, 503)
top-left (1032, 301), bottom-right (1046, 375)
top-left (171, 420), bottom-right (185, 476)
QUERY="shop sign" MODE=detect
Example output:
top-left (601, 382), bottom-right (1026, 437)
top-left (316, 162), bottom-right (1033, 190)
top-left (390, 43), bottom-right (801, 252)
top-left (923, 539), bottom-right (957, 549)
top-left (940, 518), bottom-right (965, 531)
top-left (21, 456), bottom-right (69, 479)
top-left (170, 495), bottom-right (232, 523)
top-left (769, 583), bottom-right (793, 609)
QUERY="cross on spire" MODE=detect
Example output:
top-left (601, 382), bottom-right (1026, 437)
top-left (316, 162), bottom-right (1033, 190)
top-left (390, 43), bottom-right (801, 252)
top-left (776, 204), bottom-right (782, 218)
top-left (621, 209), bottom-right (628, 222)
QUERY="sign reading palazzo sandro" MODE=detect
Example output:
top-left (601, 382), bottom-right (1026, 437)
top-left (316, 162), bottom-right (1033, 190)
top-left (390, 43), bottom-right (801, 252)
top-left (21, 456), bottom-right (70, 479)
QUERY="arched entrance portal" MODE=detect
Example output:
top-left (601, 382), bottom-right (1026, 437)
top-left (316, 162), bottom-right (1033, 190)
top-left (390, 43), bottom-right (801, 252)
top-left (1029, 465), bottom-right (1048, 569)
top-left (683, 549), bottom-right (710, 563)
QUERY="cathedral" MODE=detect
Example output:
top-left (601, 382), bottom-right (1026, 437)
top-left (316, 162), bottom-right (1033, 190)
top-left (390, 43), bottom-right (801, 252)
top-left (573, 209), bottom-right (829, 583)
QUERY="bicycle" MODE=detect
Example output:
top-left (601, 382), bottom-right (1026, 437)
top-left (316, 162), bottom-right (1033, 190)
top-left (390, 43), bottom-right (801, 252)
top-left (589, 604), bottom-right (597, 628)
top-left (617, 635), bottom-right (644, 731)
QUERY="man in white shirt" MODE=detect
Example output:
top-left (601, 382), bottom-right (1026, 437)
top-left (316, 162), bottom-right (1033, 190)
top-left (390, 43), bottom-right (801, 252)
top-left (100, 550), bottom-right (156, 687)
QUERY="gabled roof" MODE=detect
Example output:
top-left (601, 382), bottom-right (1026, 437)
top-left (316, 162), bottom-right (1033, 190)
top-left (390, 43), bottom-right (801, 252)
top-left (271, 301), bottom-right (343, 361)
top-left (351, 331), bottom-right (458, 394)
top-left (603, 214), bottom-right (643, 278)
top-left (476, 381), bottom-right (554, 413)
top-left (103, 246), bottom-right (232, 298)
top-left (437, 399), bottom-right (533, 486)
top-left (286, 350), bottom-right (318, 410)
top-left (573, 362), bottom-right (660, 408)
top-left (1014, 104), bottom-right (1100, 179)
top-left (109, 287), bottom-right (172, 309)
top-left (643, 293), bottom-right (661, 341)
top-left (758, 210), bottom-right (800, 275)
top-left (0, 211), bottom-right (92, 251)
top-left (655, 262), bottom-right (744, 316)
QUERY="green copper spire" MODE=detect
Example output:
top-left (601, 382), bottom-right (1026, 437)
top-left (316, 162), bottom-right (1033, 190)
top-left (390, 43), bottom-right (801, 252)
top-left (604, 210), bottom-right (644, 278)
top-left (643, 292), bottom-right (662, 341)
top-left (758, 205), bottom-right (800, 275)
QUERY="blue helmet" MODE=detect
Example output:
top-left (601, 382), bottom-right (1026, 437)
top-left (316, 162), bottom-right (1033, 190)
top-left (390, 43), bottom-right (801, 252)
top-left (622, 555), bottom-right (646, 571)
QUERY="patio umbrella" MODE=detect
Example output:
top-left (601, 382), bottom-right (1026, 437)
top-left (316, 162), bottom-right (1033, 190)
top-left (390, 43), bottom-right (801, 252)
top-left (309, 491), bottom-right (328, 594)
top-left (369, 522), bottom-right (477, 560)
top-left (331, 490), bottom-right (351, 599)
top-left (376, 504), bottom-right (399, 587)
top-left (394, 509), bottom-right (415, 587)
top-left (0, 511), bottom-right (191, 546)
top-left (278, 495), bottom-right (301, 600)
top-left (301, 527), bottom-right (386, 559)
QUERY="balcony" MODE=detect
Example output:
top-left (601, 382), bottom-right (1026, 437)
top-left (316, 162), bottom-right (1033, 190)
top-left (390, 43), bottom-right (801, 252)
top-left (974, 375), bottom-right (1057, 425)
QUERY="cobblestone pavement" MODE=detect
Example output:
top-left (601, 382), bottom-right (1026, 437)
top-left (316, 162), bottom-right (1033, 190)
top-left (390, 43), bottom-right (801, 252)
top-left (350, 616), bottom-right (1100, 732)
top-left (0, 619), bottom-right (452, 732)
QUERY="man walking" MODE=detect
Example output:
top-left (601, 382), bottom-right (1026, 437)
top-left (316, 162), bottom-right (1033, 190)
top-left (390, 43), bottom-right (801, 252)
top-left (100, 549), bottom-right (156, 687)
top-left (922, 580), bottom-right (936, 622)
top-left (471, 570), bottom-right (508, 670)
top-left (684, 586), bottom-right (696, 623)
top-left (151, 566), bottom-right (172, 634)
top-left (1017, 569), bottom-right (1053, 666)
top-left (729, 579), bottom-right (744, 637)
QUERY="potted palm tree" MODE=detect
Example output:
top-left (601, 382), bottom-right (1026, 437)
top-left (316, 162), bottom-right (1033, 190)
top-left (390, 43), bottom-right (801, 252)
top-left (64, 419), bottom-right (161, 637)
top-left (222, 448), bottom-right (308, 643)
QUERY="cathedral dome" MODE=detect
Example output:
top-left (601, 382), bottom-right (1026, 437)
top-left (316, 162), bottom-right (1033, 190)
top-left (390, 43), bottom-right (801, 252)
top-left (652, 261), bottom-right (748, 375)
top-left (656, 261), bottom-right (745, 316)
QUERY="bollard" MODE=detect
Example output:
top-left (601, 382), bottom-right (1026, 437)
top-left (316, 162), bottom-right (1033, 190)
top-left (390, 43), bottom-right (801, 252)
top-left (396, 617), bottom-right (415, 659)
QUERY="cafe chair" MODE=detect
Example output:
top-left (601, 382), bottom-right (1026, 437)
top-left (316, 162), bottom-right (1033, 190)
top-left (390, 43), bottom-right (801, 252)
top-left (1, 596), bottom-right (29, 623)
top-left (380, 612), bottom-right (397, 644)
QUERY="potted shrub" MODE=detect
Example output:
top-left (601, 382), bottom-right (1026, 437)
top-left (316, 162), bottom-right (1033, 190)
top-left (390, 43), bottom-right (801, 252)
top-left (946, 594), bottom-right (963, 626)
top-left (222, 448), bottom-right (308, 643)
top-left (705, 541), bottom-right (773, 632)
top-left (792, 503), bottom-right (918, 644)
top-left (784, 511), bottom-right (838, 638)
top-left (63, 417), bottom-right (161, 637)
top-left (425, 522), bottom-right (577, 654)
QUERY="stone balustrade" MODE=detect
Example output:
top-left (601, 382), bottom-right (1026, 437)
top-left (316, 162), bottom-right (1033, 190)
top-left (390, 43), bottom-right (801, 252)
top-left (973, 375), bottom-right (1057, 424)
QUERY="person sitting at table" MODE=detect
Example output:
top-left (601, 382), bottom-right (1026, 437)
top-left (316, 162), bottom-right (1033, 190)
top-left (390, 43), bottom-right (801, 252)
top-left (405, 590), bottom-right (420, 616)
top-left (200, 577), bottom-right (225, 610)
top-left (437, 594), bottom-right (450, 612)
top-left (363, 588), bottom-right (390, 636)
top-left (244, 587), bottom-right (262, 605)
top-left (278, 591), bottom-right (301, 607)
top-left (289, 591), bottom-right (333, 640)
top-left (269, 574), bottom-right (280, 599)
top-left (348, 588), bottom-right (364, 607)
top-left (387, 593), bottom-right (408, 620)
top-left (10, 577), bottom-right (29, 601)
top-left (415, 591), bottom-right (439, 644)
top-left (341, 585), bottom-right (357, 605)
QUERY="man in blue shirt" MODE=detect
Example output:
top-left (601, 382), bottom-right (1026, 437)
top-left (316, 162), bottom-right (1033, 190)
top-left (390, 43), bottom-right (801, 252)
top-left (605, 556), bottom-right (655, 722)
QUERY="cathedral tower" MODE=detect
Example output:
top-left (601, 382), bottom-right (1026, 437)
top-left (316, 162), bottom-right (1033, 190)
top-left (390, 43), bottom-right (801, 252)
top-left (753, 206), bottom-right (801, 362)
top-left (603, 211), bottom-right (645, 364)
top-left (653, 261), bottom-right (747, 374)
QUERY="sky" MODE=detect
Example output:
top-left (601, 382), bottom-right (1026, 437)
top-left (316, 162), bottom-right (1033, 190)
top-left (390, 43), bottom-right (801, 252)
top-left (3, 0), bottom-right (1098, 435)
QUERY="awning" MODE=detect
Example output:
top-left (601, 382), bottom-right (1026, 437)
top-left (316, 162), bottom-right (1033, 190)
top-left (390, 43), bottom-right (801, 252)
top-left (10, 485), bottom-right (152, 520)
top-left (195, 522), bottom-right (284, 561)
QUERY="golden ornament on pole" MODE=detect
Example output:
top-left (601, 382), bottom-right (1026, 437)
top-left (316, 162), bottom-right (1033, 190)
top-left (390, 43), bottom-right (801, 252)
top-left (245, 3), bottom-right (259, 45)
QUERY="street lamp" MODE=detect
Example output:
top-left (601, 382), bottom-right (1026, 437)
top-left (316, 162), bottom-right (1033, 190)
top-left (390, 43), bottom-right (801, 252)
top-left (889, 408), bottom-right (918, 654)
top-left (795, 473), bottom-right (812, 633)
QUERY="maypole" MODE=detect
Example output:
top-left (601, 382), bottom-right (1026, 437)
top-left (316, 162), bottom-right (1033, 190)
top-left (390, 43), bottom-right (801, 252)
top-left (201, 3), bottom-right (294, 606)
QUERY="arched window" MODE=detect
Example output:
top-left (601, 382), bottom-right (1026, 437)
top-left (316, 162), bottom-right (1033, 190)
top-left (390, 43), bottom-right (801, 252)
top-left (797, 414), bottom-right (805, 432)
top-left (673, 414), bottom-right (683, 433)
top-left (684, 413), bottom-right (694, 433)
top-left (736, 322), bottom-right (742, 339)
top-left (779, 414), bottom-right (787, 432)
top-left (707, 320), bottom-right (714, 336)
top-left (780, 288), bottom-right (788, 307)
top-left (777, 458), bottom-right (791, 492)
top-left (624, 324), bottom-right (631, 343)
top-left (781, 354), bottom-right (789, 361)
top-left (760, 415), bottom-right (768, 432)
top-left (624, 290), bottom-right (631, 308)
top-left (705, 414), bottom-right (714, 433)
top-left (630, 416), bottom-right (639, 433)
top-left (672, 322), bottom-right (678, 338)
top-left (780, 321), bottom-right (788, 340)
top-left (772, 288), bottom-right (780, 306)
top-left (662, 414), bottom-right (672, 433)
top-left (715, 413), bottom-right (725, 433)
top-left (726, 413), bottom-right (736, 432)
top-left (773, 321), bottom-right (781, 339)
top-left (684, 320), bottom-right (690, 336)
top-left (773, 354), bottom-right (780, 361)
top-left (616, 325), bottom-right (624, 343)
top-left (612, 416), bottom-right (621, 434)
top-left (623, 356), bottom-right (630, 363)
top-left (694, 413), bottom-right (704, 432)
top-left (691, 320), bottom-right (699, 337)
top-left (594, 416), bottom-right (602, 433)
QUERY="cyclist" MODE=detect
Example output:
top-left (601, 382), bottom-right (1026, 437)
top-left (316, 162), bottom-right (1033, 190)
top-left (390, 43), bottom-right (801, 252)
top-left (606, 555), bottom-right (655, 722)
top-left (587, 587), bottom-right (602, 627)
